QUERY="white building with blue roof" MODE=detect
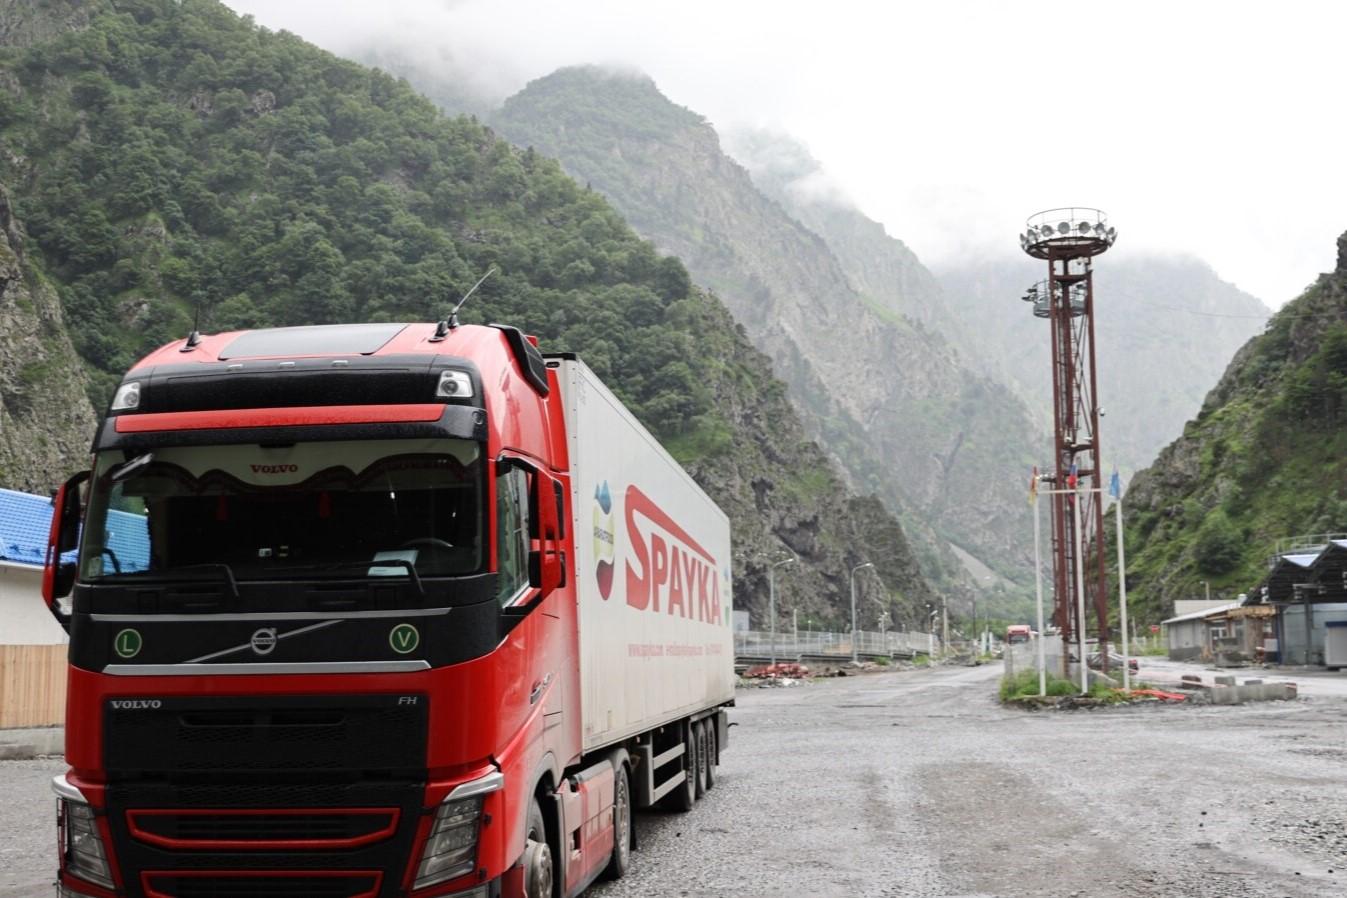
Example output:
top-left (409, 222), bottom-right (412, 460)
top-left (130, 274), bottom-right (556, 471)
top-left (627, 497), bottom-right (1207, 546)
top-left (0, 488), bottom-right (70, 645)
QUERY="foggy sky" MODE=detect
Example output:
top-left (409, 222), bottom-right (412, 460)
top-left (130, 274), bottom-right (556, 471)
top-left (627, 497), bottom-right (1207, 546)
top-left (223, 0), bottom-right (1347, 308)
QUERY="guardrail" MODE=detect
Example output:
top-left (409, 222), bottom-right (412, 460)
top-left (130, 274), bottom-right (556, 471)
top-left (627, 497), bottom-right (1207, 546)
top-left (734, 629), bottom-right (939, 662)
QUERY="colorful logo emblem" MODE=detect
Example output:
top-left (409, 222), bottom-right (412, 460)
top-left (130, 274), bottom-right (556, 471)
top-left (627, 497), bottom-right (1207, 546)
top-left (593, 481), bottom-right (616, 599)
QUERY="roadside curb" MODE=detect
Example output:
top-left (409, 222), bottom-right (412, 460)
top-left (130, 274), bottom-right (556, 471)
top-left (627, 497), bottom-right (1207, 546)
top-left (0, 727), bottom-right (64, 760)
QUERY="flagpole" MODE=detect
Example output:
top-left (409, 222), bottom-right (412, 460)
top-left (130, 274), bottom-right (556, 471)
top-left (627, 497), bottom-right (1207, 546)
top-left (1114, 473), bottom-right (1131, 691)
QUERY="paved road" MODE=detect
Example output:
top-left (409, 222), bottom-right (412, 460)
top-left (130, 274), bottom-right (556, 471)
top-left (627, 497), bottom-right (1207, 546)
top-left (4, 661), bottom-right (1344, 897)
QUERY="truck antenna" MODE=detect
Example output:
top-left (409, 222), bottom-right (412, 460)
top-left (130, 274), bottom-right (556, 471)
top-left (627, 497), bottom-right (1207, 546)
top-left (430, 267), bottom-right (497, 341)
top-left (181, 305), bottom-right (203, 352)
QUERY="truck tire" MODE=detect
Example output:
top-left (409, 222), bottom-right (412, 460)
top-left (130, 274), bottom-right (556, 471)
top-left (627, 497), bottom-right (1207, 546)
top-left (692, 721), bottom-right (708, 799)
top-left (601, 763), bottom-right (632, 880)
top-left (659, 724), bottom-right (697, 812)
top-left (523, 799), bottom-right (555, 898)
top-left (703, 722), bottom-right (716, 791)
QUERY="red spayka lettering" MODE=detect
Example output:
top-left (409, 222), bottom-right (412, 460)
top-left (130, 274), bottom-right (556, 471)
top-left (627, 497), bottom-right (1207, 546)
top-left (624, 484), bottom-right (721, 624)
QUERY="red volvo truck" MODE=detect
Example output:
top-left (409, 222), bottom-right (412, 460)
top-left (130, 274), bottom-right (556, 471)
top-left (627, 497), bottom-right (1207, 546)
top-left (42, 321), bottom-right (734, 898)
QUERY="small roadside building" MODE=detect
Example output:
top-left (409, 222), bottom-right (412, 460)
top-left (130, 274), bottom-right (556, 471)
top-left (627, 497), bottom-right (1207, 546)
top-left (1248, 537), bottom-right (1347, 666)
top-left (1163, 601), bottom-right (1241, 661)
top-left (0, 488), bottom-right (70, 728)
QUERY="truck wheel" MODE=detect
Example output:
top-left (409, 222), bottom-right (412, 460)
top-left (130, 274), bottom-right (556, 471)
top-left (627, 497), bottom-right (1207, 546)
top-left (601, 763), bottom-right (632, 880)
top-left (692, 721), bottom-right (708, 799)
top-left (658, 724), bottom-right (697, 812)
top-left (523, 799), bottom-right (554, 898)
top-left (703, 722), bottom-right (717, 791)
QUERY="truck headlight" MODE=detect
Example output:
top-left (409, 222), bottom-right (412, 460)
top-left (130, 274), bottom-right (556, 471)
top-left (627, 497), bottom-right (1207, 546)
top-left (414, 769), bottom-right (503, 890)
top-left (110, 381), bottom-right (141, 411)
top-left (53, 775), bottom-right (113, 889)
top-left (436, 370), bottom-right (474, 399)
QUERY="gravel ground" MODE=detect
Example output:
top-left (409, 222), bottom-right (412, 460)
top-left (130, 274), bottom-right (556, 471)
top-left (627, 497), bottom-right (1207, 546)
top-left (3, 660), bottom-right (1344, 897)
top-left (1, 757), bottom-right (63, 898)
top-left (590, 661), bottom-right (1346, 898)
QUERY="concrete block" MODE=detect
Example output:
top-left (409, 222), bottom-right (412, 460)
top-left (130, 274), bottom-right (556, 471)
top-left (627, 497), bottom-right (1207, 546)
top-left (0, 743), bottom-right (38, 760)
top-left (1243, 678), bottom-right (1263, 686)
top-left (1180, 674), bottom-right (1204, 686)
top-left (1215, 675), bottom-right (1236, 686)
top-left (1210, 685), bottom-right (1241, 704)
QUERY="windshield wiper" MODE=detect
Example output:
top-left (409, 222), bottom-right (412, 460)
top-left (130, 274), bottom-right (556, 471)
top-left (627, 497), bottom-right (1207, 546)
top-left (107, 452), bottom-right (154, 483)
top-left (102, 563), bottom-right (240, 599)
top-left (276, 560), bottom-right (426, 597)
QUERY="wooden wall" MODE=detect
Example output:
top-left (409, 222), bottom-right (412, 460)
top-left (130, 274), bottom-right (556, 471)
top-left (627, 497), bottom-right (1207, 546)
top-left (0, 644), bottom-right (67, 728)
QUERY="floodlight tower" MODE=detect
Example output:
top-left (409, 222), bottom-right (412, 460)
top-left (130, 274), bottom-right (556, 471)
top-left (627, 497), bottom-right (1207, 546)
top-left (1019, 209), bottom-right (1117, 663)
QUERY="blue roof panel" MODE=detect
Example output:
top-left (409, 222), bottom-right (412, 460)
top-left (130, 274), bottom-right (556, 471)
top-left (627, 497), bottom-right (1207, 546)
top-left (0, 488), bottom-right (57, 567)
top-left (0, 488), bottom-right (151, 572)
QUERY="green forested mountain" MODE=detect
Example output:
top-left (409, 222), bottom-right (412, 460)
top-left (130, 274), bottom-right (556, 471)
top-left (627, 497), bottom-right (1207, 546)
top-left (936, 253), bottom-right (1270, 479)
top-left (490, 66), bottom-right (1042, 610)
top-left (0, 0), bottom-right (932, 624)
top-left (1122, 232), bottom-right (1347, 621)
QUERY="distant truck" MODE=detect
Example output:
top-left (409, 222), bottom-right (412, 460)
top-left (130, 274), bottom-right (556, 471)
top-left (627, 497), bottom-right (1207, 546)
top-left (43, 322), bottom-right (734, 898)
top-left (1006, 625), bottom-right (1033, 645)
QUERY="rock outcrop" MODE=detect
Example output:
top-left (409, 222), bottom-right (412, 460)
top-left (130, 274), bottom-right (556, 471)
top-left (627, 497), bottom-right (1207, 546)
top-left (0, 183), bottom-right (98, 491)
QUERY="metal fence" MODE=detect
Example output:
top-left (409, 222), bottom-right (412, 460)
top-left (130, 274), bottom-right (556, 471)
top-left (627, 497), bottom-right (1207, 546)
top-left (734, 629), bottom-right (938, 662)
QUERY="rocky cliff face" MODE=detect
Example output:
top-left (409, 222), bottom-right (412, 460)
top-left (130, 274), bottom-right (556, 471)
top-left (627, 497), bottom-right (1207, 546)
top-left (0, 0), bottom-right (96, 49)
top-left (492, 68), bottom-right (1043, 605)
top-left (1121, 231), bottom-right (1347, 620)
top-left (722, 129), bottom-right (969, 352)
top-left (0, 183), bottom-right (97, 490)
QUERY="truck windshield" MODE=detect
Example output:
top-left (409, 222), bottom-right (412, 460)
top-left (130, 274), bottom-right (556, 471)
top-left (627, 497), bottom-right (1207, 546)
top-left (80, 438), bottom-right (482, 583)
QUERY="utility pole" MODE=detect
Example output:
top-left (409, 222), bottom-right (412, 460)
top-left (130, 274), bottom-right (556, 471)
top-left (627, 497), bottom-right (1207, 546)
top-left (941, 598), bottom-right (949, 657)
top-left (850, 562), bottom-right (874, 663)
top-left (766, 552), bottom-right (797, 666)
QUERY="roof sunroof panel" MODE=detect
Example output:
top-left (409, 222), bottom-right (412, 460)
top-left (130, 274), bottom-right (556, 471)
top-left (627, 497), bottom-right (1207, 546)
top-left (219, 324), bottom-right (407, 360)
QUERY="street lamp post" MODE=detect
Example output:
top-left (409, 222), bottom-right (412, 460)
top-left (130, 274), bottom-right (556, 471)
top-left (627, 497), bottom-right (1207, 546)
top-left (850, 562), bottom-right (874, 663)
top-left (767, 552), bottom-right (797, 665)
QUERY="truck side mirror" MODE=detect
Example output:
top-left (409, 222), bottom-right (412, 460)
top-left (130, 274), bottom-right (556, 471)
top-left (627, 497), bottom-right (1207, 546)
top-left (43, 470), bottom-right (89, 631)
top-left (528, 470), bottom-right (566, 594)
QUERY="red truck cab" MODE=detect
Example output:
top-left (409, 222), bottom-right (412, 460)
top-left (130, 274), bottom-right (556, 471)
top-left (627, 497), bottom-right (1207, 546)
top-left (43, 322), bottom-right (729, 898)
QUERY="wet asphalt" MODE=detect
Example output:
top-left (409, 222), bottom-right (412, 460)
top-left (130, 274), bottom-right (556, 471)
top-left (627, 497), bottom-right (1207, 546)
top-left (3, 660), bottom-right (1345, 897)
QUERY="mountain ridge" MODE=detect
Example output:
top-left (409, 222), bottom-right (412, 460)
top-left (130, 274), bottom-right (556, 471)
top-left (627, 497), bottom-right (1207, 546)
top-left (492, 66), bottom-right (1044, 606)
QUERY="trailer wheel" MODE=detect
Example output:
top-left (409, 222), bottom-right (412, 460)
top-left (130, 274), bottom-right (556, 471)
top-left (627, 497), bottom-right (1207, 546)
top-left (658, 724), bottom-right (696, 812)
top-left (523, 799), bottom-right (554, 898)
top-left (692, 722), bottom-right (708, 799)
top-left (703, 722), bottom-right (717, 791)
top-left (601, 763), bottom-right (632, 880)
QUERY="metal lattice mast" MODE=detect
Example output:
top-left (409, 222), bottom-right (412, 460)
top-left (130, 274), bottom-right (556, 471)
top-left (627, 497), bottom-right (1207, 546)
top-left (1019, 209), bottom-right (1117, 667)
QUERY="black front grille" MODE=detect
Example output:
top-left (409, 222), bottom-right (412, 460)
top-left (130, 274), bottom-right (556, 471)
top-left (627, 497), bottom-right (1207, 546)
top-left (104, 695), bottom-right (427, 777)
top-left (130, 810), bottom-right (398, 847)
top-left (144, 873), bottom-right (380, 898)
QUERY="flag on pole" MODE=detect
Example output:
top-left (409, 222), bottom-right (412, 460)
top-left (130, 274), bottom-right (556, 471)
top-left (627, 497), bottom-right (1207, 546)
top-left (1029, 466), bottom-right (1038, 504)
top-left (1109, 468), bottom-right (1122, 500)
top-left (1067, 462), bottom-right (1078, 490)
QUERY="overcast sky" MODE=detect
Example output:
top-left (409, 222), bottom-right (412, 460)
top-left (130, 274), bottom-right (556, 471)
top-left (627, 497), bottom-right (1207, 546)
top-left (224, 0), bottom-right (1347, 308)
